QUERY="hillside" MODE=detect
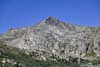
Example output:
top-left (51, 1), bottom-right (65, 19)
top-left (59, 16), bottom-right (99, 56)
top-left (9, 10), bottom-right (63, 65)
top-left (0, 42), bottom-right (81, 67)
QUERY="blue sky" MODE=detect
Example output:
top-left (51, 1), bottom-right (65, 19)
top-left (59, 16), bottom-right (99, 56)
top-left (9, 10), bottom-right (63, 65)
top-left (0, 0), bottom-right (100, 33)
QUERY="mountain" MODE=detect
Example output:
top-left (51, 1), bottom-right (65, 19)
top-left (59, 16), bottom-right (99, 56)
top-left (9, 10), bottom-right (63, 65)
top-left (0, 16), bottom-right (100, 66)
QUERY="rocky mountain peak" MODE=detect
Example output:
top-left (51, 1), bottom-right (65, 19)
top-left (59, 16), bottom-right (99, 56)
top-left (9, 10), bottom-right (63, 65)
top-left (40, 16), bottom-right (67, 30)
top-left (46, 16), bottom-right (55, 20)
top-left (0, 17), bottom-right (100, 64)
top-left (45, 16), bottom-right (61, 25)
top-left (46, 16), bottom-right (58, 22)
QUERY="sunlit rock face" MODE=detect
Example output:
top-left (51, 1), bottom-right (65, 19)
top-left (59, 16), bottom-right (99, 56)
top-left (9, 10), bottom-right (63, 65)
top-left (0, 16), bottom-right (100, 61)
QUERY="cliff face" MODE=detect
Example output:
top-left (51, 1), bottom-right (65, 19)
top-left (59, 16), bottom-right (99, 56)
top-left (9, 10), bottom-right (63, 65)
top-left (0, 17), bottom-right (100, 61)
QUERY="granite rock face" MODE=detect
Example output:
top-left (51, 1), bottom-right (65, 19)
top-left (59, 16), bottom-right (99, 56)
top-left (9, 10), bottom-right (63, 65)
top-left (0, 17), bottom-right (100, 61)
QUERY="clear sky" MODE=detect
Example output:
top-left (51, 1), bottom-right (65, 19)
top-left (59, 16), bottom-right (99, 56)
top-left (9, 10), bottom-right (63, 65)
top-left (0, 0), bottom-right (100, 33)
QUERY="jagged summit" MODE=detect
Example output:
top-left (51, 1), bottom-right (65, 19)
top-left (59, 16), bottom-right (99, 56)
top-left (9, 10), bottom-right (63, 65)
top-left (38, 16), bottom-right (68, 30)
top-left (46, 16), bottom-right (55, 20)
top-left (45, 16), bottom-right (61, 25)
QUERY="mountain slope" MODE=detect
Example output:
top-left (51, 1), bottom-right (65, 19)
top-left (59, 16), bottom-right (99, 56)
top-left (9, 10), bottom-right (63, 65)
top-left (0, 42), bottom-right (81, 67)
